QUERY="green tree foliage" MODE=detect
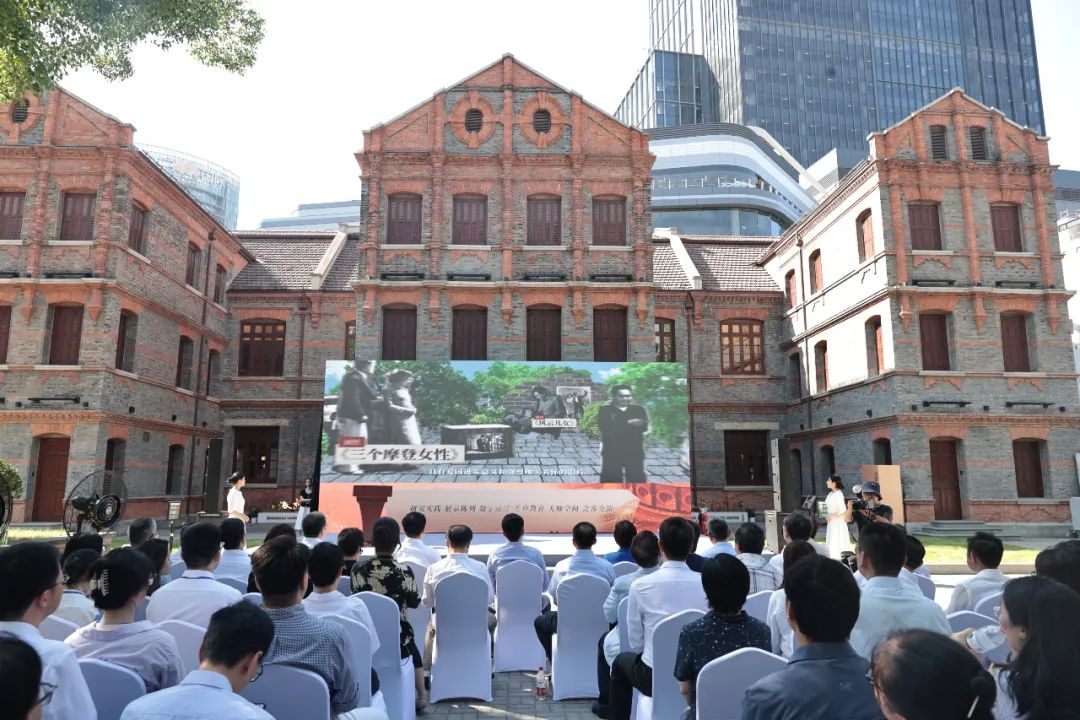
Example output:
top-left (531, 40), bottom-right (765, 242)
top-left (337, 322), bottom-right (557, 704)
top-left (0, 1), bottom-right (265, 101)
top-left (471, 361), bottom-right (591, 406)
top-left (0, 459), bottom-right (23, 498)
top-left (600, 363), bottom-right (689, 449)
top-left (373, 361), bottom-right (479, 432)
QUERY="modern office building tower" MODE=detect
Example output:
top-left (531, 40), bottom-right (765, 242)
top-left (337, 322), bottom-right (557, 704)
top-left (258, 200), bottom-right (363, 231)
top-left (618, 50), bottom-right (720, 130)
top-left (140, 145), bottom-right (241, 229)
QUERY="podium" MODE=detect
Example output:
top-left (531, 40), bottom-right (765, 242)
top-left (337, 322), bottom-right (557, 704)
top-left (352, 485), bottom-right (394, 532)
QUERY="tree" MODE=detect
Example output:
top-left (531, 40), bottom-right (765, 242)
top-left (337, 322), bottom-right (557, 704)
top-left (471, 361), bottom-right (590, 407)
top-left (374, 361), bottom-right (479, 432)
top-left (0, 1), bottom-right (265, 101)
top-left (585, 363), bottom-right (689, 449)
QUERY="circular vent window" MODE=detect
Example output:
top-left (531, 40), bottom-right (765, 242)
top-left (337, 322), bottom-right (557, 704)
top-left (464, 108), bottom-right (483, 133)
top-left (11, 99), bottom-right (29, 124)
top-left (532, 109), bottom-right (552, 134)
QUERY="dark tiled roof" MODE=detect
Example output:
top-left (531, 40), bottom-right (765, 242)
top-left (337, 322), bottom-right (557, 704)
top-left (323, 239), bottom-right (361, 291)
top-left (652, 242), bottom-right (691, 290)
top-left (230, 236), bottom-right (333, 291)
top-left (682, 236), bottom-right (780, 293)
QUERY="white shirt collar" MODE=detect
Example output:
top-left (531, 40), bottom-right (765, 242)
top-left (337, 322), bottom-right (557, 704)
top-left (181, 669), bottom-right (233, 691)
top-left (183, 569), bottom-right (216, 579)
top-left (307, 590), bottom-right (345, 602)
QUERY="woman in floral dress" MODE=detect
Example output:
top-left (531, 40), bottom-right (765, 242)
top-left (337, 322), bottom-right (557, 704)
top-left (351, 516), bottom-right (427, 712)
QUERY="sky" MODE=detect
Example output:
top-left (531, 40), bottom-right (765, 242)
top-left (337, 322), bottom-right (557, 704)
top-left (61, 0), bottom-right (1080, 230)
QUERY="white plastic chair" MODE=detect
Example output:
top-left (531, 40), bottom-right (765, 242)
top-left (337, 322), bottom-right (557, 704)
top-left (242, 664), bottom-right (331, 720)
top-left (338, 575), bottom-right (353, 596)
top-left (612, 562), bottom-right (638, 578)
top-left (947, 610), bottom-right (996, 634)
top-left (169, 560), bottom-right (186, 581)
top-left (430, 572), bottom-right (493, 703)
top-left (618, 597), bottom-right (631, 653)
top-left (159, 619), bottom-right (206, 676)
top-left (357, 591), bottom-right (416, 720)
top-left (404, 562), bottom-right (430, 661)
top-left (916, 573), bottom-right (936, 600)
top-left (974, 591), bottom-right (1004, 618)
top-left (743, 591), bottom-right (772, 623)
top-left (40, 614), bottom-right (78, 641)
top-left (552, 574), bottom-right (610, 701)
top-left (241, 592), bottom-right (263, 605)
top-left (635, 608), bottom-right (705, 720)
top-left (494, 561), bottom-right (546, 672)
top-left (217, 576), bottom-right (248, 593)
top-left (79, 658), bottom-right (146, 720)
top-left (694, 647), bottom-right (786, 720)
top-left (324, 613), bottom-right (373, 707)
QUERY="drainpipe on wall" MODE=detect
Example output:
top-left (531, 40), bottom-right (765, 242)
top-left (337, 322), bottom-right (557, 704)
top-left (795, 233), bottom-right (817, 493)
top-left (684, 291), bottom-right (697, 509)
top-left (292, 294), bottom-right (310, 506)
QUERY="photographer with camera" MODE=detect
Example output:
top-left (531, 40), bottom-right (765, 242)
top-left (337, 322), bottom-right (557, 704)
top-left (844, 481), bottom-right (893, 541)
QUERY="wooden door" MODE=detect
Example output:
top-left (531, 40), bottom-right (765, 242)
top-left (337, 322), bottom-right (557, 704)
top-left (451, 309), bottom-right (487, 360)
top-left (593, 308), bottom-right (627, 361)
top-left (724, 431), bottom-right (769, 486)
top-left (33, 438), bottom-right (70, 521)
top-left (381, 308), bottom-right (416, 360)
top-left (929, 439), bottom-right (962, 520)
top-left (1013, 440), bottom-right (1045, 498)
top-left (526, 309), bottom-right (561, 361)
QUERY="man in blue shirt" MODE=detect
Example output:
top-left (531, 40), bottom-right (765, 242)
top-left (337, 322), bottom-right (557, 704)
top-left (741, 555), bottom-right (884, 720)
top-left (603, 520), bottom-right (637, 565)
top-left (487, 513), bottom-right (549, 592)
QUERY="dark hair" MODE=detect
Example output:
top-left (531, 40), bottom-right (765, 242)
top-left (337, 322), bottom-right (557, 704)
top-left (734, 522), bottom-right (766, 555)
top-left (447, 524), bottom-right (473, 550)
top-left (180, 522), bottom-right (222, 569)
top-left (905, 535), bottom-right (927, 570)
top-left (630, 531), bottom-right (660, 568)
top-left (308, 542), bottom-right (345, 588)
top-left (610, 384), bottom-right (632, 396)
top-left (227, 472), bottom-right (244, 485)
top-left (401, 512), bottom-right (427, 538)
top-left (1035, 542), bottom-right (1080, 594)
top-left (827, 475), bottom-right (844, 490)
top-left (136, 538), bottom-right (170, 595)
top-left (658, 517), bottom-right (694, 561)
top-left (301, 511), bottom-right (327, 539)
top-left (572, 522), bottom-right (598, 549)
top-left (966, 531), bottom-right (1004, 569)
top-left (387, 369), bottom-right (413, 385)
top-left (200, 602), bottom-right (275, 668)
top-left (251, 536), bottom-right (310, 602)
top-left (857, 522), bottom-right (905, 577)
top-left (701, 555), bottom-right (750, 614)
top-left (687, 518), bottom-right (701, 547)
top-left (706, 517), bottom-right (730, 541)
top-left (63, 549), bottom-right (100, 587)
top-left (873, 629), bottom-right (997, 720)
top-left (1003, 576), bottom-right (1080, 719)
top-left (785, 555), bottom-right (860, 642)
top-left (371, 517), bottom-right (401, 555)
top-left (220, 518), bottom-right (246, 551)
top-left (89, 548), bottom-right (152, 610)
top-left (337, 528), bottom-right (364, 558)
top-left (263, 523), bottom-right (296, 544)
top-left (531, 385), bottom-right (552, 397)
top-left (0, 634), bottom-right (42, 719)
top-left (501, 514), bottom-right (525, 542)
top-left (780, 540), bottom-right (818, 589)
top-left (783, 512), bottom-right (814, 542)
top-left (0, 542), bottom-right (61, 620)
top-left (127, 518), bottom-right (157, 547)
top-left (612, 520), bottom-right (637, 549)
top-left (62, 532), bottom-right (104, 563)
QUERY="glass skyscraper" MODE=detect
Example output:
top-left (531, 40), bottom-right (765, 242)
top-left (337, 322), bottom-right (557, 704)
top-left (619, 0), bottom-right (1044, 168)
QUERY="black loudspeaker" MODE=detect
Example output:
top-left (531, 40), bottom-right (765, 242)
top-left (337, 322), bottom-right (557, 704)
top-left (764, 510), bottom-right (789, 556)
top-left (203, 438), bottom-right (224, 513)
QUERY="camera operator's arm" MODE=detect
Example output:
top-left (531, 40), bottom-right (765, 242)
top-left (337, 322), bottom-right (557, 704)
top-left (844, 500), bottom-right (854, 523)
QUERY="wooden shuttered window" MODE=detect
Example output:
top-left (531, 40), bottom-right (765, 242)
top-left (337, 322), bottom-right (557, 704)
top-left (49, 305), bottom-right (83, 365)
top-left (0, 191), bottom-right (25, 239)
top-left (165, 445), bottom-right (184, 495)
top-left (452, 196), bottom-right (487, 245)
top-left (115, 312), bottom-right (131, 371)
top-left (593, 308), bottom-right (627, 361)
top-left (238, 320), bottom-right (286, 377)
top-left (991, 205), bottom-right (1022, 252)
top-left (919, 314), bottom-right (951, 371)
top-left (526, 308), bottom-right (561, 361)
top-left (387, 194), bottom-right (422, 244)
top-left (0, 304), bottom-right (10, 363)
top-left (968, 126), bottom-right (989, 161)
top-left (785, 270), bottom-right (797, 309)
top-left (909, 204), bottom-right (942, 250)
top-left (592, 197), bottom-right (627, 246)
top-left (866, 316), bottom-right (884, 376)
top-left (929, 125), bottom-right (948, 160)
top-left (1013, 440), bottom-right (1045, 498)
top-left (527, 196), bottom-right (561, 245)
top-left (185, 243), bottom-right (201, 287)
top-left (451, 309), bottom-right (487, 360)
top-left (206, 350), bottom-right (219, 396)
top-left (1001, 313), bottom-right (1031, 372)
top-left (175, 336), bottom-right (194, 389)
top-left (214, 265), bottom-right (227, 304)
top-left (857, 210), bottom-right (874, 263)
top-left (129, 204), bottom-right (147, 252)
top-left (808, 251), bottom-right (823, 294)
top-left (788, 353), bottom-right (802, 398)
top-left (655, 318), bottom-right (676, 362)
top-left (814, 341), bottom-right (828, 393)
top-left (720, 320), bottom-right (765, 374)
top-left (381, 308), bottom-right (417, 360)
top-left (59, 193), bottom-right (95, 241)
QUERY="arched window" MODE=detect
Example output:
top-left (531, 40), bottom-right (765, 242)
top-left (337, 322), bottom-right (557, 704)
top-left (814, 340), bottom-right (829, 393)
top-left (856, 210), bottom-right (873, 263)
top-left (59, 192), bottom-right (95, 241)
top-left (451, 307), bottom-right (487, 360)
top-left (47, 304), bottom-right (84, 365)
top-left (593, 307), bottom-right (627, 361)
top-left (808, 250), bottom-right (823, 294)
top-left (206, 349), bottom-right (220, 395)
top-left (387, 194), bottom-right (422, 244)
top-left (213, 265), bottom-right (228, 304)
top-left (165, 445), bottom-right (184, 495)
top-left (719, 319), bottom-right (765, 374)
top-left (1, 190), bottom-right (26, 240)
top-left (185, 242), bottom-right (201, 287)
top-left (129, 203), bottom-right (147, 253)
top-left (1001, 312), bottom-right (1032, 372)
top-left (592, 196), bottom-right (626, 246)
top-left (873, 438), bottom-right (892, 465)
top-left (784, 270), bottom-right (796, 310)
top-left (381, 306), bottom-right (416, 360)
top-left (344, 321), bottom-right (356, 360)
top-left (929, 124), bottom-right (948, 160)
top-left (452, 195), bottom-right (487, 245)
top-left (819, 445), bottom-right (836, 478)
top-left (175, 336), bottom-right (194, 389)
top-left (527, 195), bottom-right (561, 245)
top-left (991, 204), bottom-right (1022, 252)
top-left (865, 316), bottom-right (883, 377)
top-left (527, 305), bottom-right (561, 361)
top-left (1013, 439), bottom-right (1045, 498)
top-left (115, 311), bottom-right (137, 372)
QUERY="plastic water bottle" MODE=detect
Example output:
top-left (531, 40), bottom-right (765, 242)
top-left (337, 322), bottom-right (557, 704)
top-left (535, 666), bottom-right (548, 698)
top-left (968, 625), bottom-right (1006, 654)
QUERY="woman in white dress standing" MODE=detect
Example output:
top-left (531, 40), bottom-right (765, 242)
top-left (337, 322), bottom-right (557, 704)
top-left (225, 472), bottom-right (249, 523)
top-left (294, 478), bottom-right (313, 532)
top-left (385, 370), bottom-right (422, 444)
top-left (825, 475), bottom-right (852, 559)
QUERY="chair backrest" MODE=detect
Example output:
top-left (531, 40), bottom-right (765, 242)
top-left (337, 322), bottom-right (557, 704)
top-left (430, 572), bottom-right (493, 703)
top-left (241, 592), bottom-right (263, 606)
top-left (552, 573), bottom-right (611, 701)
top-left (493, 561), bottom-right (546, 672)
top-left (694, 647), bottom-right (786, 720)
top-left (323, 613), bottom-right (373, 706)
top-left (338, 575), bottom-right (352, 596)
top-left (404, 561), bottom-right (431, 660)
top-left (496, 561), bottom-right (544, 618)
top-left (169, 560), bottom-right (186, 581)
top-left (974, 591), bottom-right (1004, 618)
top-left (40, 614), bottom-right (79, 641)
top-left (217, 576), bottom-right (248, 593)
top-left (618, 596), bottom-right (631, 653)
top-left (743, 591), bottom-right (772, 623)
top-left (612, 562), bottom-right (638, 578)
top-left (159, 619), bottom-right (207, 676)
top-left (650, 609), bottom-right (706, 719)
top-left (241, 664), bottom-right (331, 720)
top-left (356, 591), bottom-right (403, 671)
top-left (79, 658), bottom-right (146, 720)
top-left (915, 573), bottom-right (936, 601)
top-left (947, 610), bottom-right (996, 634)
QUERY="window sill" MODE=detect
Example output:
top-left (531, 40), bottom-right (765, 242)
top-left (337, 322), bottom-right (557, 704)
top-left (523, 244), bottom-right (565, 250)
top-left (918, 370), bottom-right (964, 376)
top-left (114, 369), bottom-right (138, 379)
top-left (589, 245), bottom-right (632, 251)
top-left (724, 485), bottom-right (773, 491)
top-left (46, 240), bottom-right (94, 246)
top-left (1003, 372), bottom-right (1046, 377)
top-left (0, 239), bottom-right (22, 246)
top-left (120, 245), bottom-right (151, 264)
top-left (993, 251), bottom-right (1036, 257)
top-left (448, 244), bottom-right (492, 249)
top-left (911, 250), bottom-right (954, 256)
top-left (234, 375), bottom-right (286, 380)
top-left (176, 387), bottom-right (196, 397)
top-left (33, 364), bottom-right (81, 370)
top-left (380, 244), bottom-right (426, 249)
top-left (1015, 498), bottom-right (1059, 504)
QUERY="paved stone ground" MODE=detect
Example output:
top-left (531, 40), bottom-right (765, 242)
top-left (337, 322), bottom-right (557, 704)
top-left (322, 429), bottom-right (687, 485)
top-left (426, 671), bottom-right (594, 719)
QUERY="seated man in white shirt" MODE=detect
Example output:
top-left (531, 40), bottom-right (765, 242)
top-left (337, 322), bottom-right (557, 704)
top-left (121, 601), bottom-right (274, 719)
top-left (701, 517), bottom-right (736, 558)
top-left (394, 511), bottom-right (442, 568)
top-left (609, 517), bottom-right (709, 720)
top-left (904, 535), bottom-right (932, 580)
top-left (0, 542), bottom-right (97, 720)
top-left (946, 531), bottom-right (1008, 614)
top-left (849, 523), bottom-right (950, 658)
top-left (735, 522), bottom-right (783, 593)
top-left (127, 517), bottom-right (158, 548)
top-left (217, 518), bottom-right (253, 583)
top-left (147, 521), bottom-right (242, 627)
top-left (300, 511), bottom-right (328, 550)
top-left (767, 512), bottom-right (829, 572)
top-left (421, 524), bottom-right (494, 667)
top-left (534, 521), bottom-right (616, 661)
top-left (487, 512), bottom-right (549, 593)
